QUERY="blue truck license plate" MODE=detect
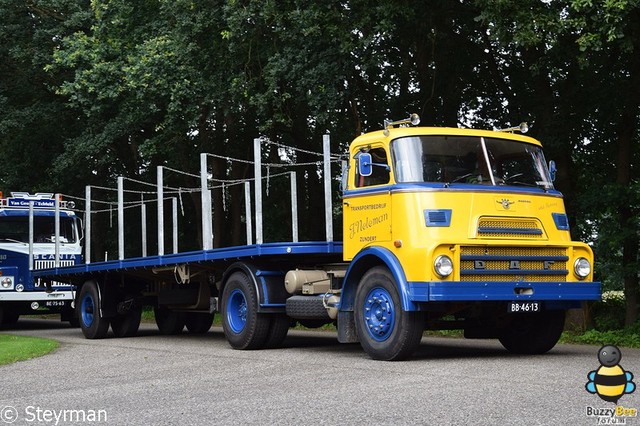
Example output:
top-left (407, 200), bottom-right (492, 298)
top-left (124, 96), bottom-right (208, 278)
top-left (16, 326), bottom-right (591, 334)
top-left (508, 301), bottom-right (541, 313)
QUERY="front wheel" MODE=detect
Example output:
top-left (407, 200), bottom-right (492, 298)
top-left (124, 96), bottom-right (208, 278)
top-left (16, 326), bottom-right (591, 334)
top-left (78, 281), bottom-right (110, 339)
top-left (498, 310), bottom-right (566, 354)
top-left (354, 267), bottom-right (425, 361)
top-left (221, 272), bottom-right (270, 350)
top-left (0, 308), bottom-right (19, 327)
top-left (1, 312), bottom-right (19, 326)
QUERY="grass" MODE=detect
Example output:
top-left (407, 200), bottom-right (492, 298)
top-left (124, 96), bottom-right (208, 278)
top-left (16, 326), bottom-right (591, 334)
top-left (0, 334), bottom-right (59, 366)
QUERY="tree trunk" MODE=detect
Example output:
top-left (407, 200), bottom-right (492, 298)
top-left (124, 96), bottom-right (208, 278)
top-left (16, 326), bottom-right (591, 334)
top-left (617, 110), bottom-right (639, 326)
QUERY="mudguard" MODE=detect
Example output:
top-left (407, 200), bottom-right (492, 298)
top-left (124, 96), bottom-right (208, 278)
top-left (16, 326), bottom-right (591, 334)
top-left (340, 246), bottom-right (419, 312)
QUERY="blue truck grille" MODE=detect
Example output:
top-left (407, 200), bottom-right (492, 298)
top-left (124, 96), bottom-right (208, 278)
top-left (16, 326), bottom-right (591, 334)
top-left (34, 259), bottom-right (75, 269)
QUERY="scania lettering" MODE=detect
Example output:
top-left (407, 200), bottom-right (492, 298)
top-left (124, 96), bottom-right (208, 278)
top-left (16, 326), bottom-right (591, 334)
top-left (35, 116), bottom-right (600, 360)
top-left (0, 192), bottom-right (82, 326)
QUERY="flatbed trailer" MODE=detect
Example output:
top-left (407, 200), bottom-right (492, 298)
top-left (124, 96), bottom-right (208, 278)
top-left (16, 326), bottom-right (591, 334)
top-left (34, 117), bottom-right (601, 360)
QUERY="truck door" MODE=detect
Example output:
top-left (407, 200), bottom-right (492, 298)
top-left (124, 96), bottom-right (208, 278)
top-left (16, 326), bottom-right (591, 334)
top-left (343, 145), bottom-right (392, 261)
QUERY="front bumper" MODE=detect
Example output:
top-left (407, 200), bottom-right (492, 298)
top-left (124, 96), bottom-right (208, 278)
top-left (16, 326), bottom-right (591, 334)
top-left (408, 281), bottom-right (601, 302)
top-left (0, 290), bottom-right (75, 302)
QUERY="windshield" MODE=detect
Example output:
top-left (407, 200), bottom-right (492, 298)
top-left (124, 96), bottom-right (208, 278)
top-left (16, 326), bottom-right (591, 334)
top-left (0, 216), bottom-right (77, 244)
top-left (391, 135), bottom-right (554, 189)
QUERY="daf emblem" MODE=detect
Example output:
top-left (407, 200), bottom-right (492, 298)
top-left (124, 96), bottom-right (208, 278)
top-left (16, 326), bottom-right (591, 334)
top-left (498, 198), bottom-right (515, 210)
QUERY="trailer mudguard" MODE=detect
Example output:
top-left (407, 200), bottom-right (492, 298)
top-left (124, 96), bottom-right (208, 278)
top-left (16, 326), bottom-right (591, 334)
top-left (221, 262), bottom-right (287, 313)
top-left (340, 246), bottom-right (419, 312)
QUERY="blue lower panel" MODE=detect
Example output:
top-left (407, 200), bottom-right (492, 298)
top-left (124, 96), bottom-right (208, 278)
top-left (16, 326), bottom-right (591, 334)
top-left (407, 281), bottom-right (601, 302)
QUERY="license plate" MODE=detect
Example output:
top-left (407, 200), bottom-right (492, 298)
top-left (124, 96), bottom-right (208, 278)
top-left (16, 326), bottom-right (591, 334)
top-left (508, 301), bottom-right (541, 313)
top-left (44, 300), bottom-right (67, 308)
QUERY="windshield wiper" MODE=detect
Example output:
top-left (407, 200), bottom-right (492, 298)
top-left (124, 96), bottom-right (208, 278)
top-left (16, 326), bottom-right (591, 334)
top-left (450, 173), bottom-right (474, 183)
top-left (0, 238), bottom-right (26, 244)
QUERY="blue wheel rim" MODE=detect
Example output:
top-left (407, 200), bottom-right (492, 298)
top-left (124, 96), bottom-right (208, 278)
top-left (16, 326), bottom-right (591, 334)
top-left (80, 293), bottom-right (95, 328)
top-left (227, 289), bottom-right (248, 333)
top-left (363, 287), bottom-right (395, 342)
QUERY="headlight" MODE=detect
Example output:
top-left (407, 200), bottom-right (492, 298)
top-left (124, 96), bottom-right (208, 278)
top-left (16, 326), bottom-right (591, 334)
top-left (434, 255), bottom-right (453, 278)
top-left (1, 277), bottom-right (13, 289)
top-left (574, 257), bottom-right (591, 279)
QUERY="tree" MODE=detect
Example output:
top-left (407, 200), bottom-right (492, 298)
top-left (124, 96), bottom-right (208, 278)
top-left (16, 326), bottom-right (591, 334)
top-left (0, 0), bottom-right (90, 192)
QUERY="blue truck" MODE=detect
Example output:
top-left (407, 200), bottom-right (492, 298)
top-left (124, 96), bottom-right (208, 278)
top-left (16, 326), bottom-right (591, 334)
top-left (34, 120), bottom-right (601, 360)
top-left (0, 192), bottom-right (82, 327)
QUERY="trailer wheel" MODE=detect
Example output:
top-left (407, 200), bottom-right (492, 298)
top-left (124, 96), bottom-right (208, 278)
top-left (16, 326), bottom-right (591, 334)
top-left (111, 305), bottom-right (142, 338)
top-left (78, 282), bottom-right (110, 339)
top-left (354, 267), bottom-right (425, 361)
top-left (498, 310), bottom-right (566, 354)
top-left (185, 312), bottom-right (214, 334)
top-left (263, 314), bottom-right (290, 349)
top-left (221, 272), bottom-right (270, 349)
top-left (154, 307), bottom-right (186, 335)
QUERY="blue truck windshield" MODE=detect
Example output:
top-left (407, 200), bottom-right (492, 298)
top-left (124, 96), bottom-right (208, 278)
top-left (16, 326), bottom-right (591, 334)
top-left (0, 216), bottom-right (77, 244)
top-left (391, 135), bottom-right (554, 189)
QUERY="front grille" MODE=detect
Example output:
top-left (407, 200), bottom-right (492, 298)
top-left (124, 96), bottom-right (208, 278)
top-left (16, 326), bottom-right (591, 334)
top-left (34, 259), bottom-right (75, 270)
top-left (460, 246), bottom-right (568, 282)
top-left (477, 217), bottom-right (545, 239)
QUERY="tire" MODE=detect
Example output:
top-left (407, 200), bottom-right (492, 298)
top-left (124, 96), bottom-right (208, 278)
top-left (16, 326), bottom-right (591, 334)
top-left (111, 304), bottom-right (142, 337)
top-left (78, 281), bottom-right (110, 339)
top-left (498, 310), bottom-right (566, 354)
top-left (354, 267), bottom-right (425, 361)
top-left (221, 272), bottom-right (270, 350)
top-left (0, 307), bottom-right (19, 327)
top-left (185, 312), bottom-right (215, 334)
top-left (1, 311), bottom-right (19, 326)
top-left (154, 307), bottom-right (186, 335)
top-left (263, 314), bottom-right (290, 349)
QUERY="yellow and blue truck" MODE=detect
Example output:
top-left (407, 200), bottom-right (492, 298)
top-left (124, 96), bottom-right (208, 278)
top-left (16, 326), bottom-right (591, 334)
top-left (35, 116), bottom-right (600, 360)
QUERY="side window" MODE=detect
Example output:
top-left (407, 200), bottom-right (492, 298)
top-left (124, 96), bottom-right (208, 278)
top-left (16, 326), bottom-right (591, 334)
top-left (355, 147), bottom-right (390, 188)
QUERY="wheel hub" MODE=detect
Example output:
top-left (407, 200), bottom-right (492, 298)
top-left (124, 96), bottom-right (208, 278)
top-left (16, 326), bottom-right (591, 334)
top-left (363, 288), bottom-right (395, 341)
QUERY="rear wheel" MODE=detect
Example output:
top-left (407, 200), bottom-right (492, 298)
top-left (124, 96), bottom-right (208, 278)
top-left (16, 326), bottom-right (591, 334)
top-left (185, 312), bottom-right (215, 334)
top-left (78, 281), bottom-right (110, 339)
top-left (498, 310), bottom-right (566, 354)
top-left (111, 302), bottom-right (142, 337)
top-left (154, 307), bottom-right (186, 335)
top-left (354, 267), bottom-right (425, 361)
top-left (221, 272), bottom-right (270, 349)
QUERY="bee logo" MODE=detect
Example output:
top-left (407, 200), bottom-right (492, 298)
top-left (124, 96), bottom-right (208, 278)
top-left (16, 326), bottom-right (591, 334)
top-left (585, 345), bottom-right (636, 403)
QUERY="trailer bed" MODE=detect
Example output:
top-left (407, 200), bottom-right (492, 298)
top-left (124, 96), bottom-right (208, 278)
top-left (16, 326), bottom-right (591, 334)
top-left (33, 241), bottom-right (344, 284)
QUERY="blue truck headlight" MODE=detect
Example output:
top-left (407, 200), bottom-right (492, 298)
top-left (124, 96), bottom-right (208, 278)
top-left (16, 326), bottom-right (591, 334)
top-left (434, 255), bottom-right (453, 278)
top-left (1, 277), bottom-right (14, 289)
top-left (574, 257), bottom-right (591, 279)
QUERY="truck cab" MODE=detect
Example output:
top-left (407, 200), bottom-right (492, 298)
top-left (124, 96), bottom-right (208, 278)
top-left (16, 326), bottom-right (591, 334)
top-left (336, 120), bottom-right (599, 359)
top-left (0, 192), bottom-right (82, 326)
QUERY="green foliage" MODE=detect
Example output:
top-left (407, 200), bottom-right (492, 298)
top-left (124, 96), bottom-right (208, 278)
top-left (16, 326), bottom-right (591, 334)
top-left (561, 323), bottom-right (640, 348)
top-left (0, 334), bottom-right (59, 365)
top-left (591, 291), bottom-right (626, 331)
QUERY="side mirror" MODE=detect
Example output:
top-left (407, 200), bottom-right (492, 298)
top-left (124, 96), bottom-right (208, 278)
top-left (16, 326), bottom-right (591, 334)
top-left (548, 160), bottom-right (557, 182)
top-left (358, 152), bottom-right (373, 177)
